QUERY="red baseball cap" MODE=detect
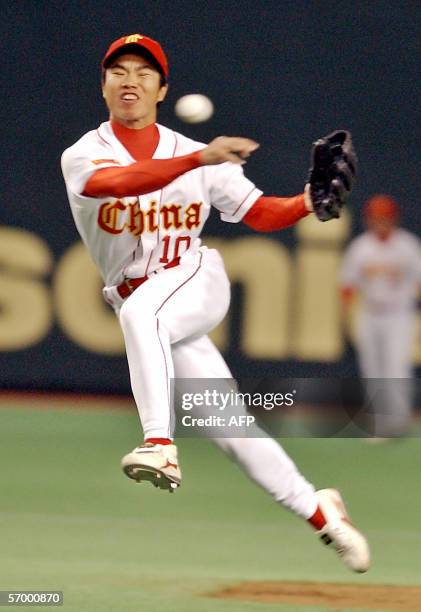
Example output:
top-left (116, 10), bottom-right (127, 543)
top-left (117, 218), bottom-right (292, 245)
top-left (364, 194), bottom-right (399, 220)
top-left (102, 34), bottom-right (169, 78)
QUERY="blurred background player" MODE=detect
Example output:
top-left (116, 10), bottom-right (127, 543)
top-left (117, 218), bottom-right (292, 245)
top-left (340, 194), bottom-right (421, 437)
top-left (62, 34), bottom-right (369, 571)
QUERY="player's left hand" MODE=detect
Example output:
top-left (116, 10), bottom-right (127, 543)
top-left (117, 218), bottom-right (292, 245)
top-left (304, 130), bottom-right (357, 222)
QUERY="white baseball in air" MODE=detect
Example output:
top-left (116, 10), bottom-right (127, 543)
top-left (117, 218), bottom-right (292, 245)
top-left (175, 94), bottom-right (214, 123)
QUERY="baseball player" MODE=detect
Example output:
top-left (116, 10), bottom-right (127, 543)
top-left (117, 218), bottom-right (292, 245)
top-left (340, 195), bottom-right (421, 437)
top-left (61, 34), bottom-right (369, 572)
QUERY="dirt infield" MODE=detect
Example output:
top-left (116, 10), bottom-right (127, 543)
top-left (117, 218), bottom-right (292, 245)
top-left (209, 581), bottom-right (421, 610)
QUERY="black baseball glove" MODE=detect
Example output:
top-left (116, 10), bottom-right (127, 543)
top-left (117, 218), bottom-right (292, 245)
top-left (305, 130), bottom-right (357, 222)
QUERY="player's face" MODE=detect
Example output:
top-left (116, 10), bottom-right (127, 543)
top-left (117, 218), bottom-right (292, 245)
top-left (102, 53), bottom-right (168, 128)
top-left (366, 216), bottom-right (396, 239)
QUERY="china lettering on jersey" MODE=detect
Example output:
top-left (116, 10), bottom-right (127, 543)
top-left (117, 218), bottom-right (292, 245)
top-left (97, 199), bottom-right (202, 236)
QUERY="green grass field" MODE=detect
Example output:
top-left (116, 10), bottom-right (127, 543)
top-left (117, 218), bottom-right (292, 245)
top-left (1, 399), bottom-right (420, 611)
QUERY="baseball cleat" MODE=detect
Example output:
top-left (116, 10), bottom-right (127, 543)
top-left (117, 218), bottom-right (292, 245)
top-left (316, 488), bottom-right (370, 573)
top-left (121, 442), bottom-right (181, 492)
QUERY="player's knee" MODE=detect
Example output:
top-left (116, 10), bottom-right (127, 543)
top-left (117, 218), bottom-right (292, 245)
top-left (201, 295), bottom-right (230, 336)
top-left (213, 293), bottom-right (230, 325)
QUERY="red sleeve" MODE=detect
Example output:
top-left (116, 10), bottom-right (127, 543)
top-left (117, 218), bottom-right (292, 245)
top-left (83, 151), bottom-right (203, 198)
top-left (243, 194), bottom-right (309, 231)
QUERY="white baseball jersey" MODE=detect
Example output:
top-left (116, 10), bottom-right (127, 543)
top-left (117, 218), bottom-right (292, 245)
top-left (340, 229), bottom-right (421, 312)
top-left (61, 122), bottom-right (262, 288)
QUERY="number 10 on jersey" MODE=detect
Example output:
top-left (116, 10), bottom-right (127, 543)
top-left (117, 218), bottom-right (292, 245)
top-left (160, 235), bottom-right (191, 263)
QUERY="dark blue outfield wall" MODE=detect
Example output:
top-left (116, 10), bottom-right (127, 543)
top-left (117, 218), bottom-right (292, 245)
top-left (1, 1), bottom-right (419, 393)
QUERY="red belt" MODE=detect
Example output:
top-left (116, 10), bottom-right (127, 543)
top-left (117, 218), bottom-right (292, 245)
top-left (117, 258), bottom-right (180, 299)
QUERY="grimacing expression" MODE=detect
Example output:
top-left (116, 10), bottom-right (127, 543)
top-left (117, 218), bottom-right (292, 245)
top-left (102, 53), bottom-right (168, 127)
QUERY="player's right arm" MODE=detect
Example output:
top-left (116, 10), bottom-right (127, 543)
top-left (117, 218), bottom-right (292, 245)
top-left (83, 137), bottom-right (260, 198)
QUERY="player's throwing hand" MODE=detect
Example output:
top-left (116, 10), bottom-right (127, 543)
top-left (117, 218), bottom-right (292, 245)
top-left (199, 136), bottom-right (260, 165)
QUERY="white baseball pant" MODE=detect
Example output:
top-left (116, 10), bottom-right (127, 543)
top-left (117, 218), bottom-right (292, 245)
top-left (113, 246), bottom-right (317, 519)
top-left (357, 309), bottom-right (415, 436)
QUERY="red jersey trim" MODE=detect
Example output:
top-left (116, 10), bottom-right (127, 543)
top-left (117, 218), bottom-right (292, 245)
top-left (231, 187), bottom-right (259, 217)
